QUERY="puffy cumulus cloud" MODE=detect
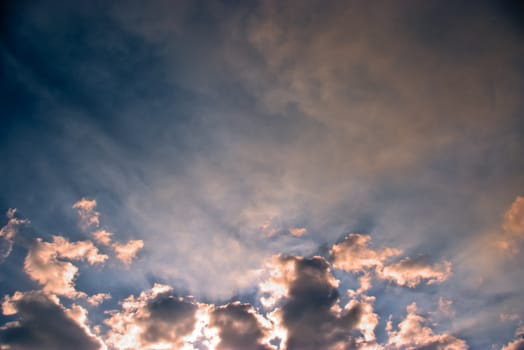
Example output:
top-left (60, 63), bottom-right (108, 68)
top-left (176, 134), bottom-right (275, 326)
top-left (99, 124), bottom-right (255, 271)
top-left (24, 236), bottom-right (107, 298)
top-left (86, 293), bottom-right (111, 307)
top-left (331, 234), bottom-right (451, 288)
top-left (73, 198), bottom-right (100, 230)
top-left (0, 291), bottom-right (105, 350)
top-left (112, 240), bottom-right (144, 266)
top-left (344, 294), bottom-right (379, 347)
top-left (209, 302), bottom-right (274, 350)
top-left (104, 284), bottom-right (199, 350)
top-left (92, 229), bottom-right (144, 266)
top-left (331, 234), bottom-right (401, 272)
top-left (386, 302), bottom-right (467, 350)
top-left (502, 327), bottom-right (524, 350)
top-left (92, 229), bottom-right (113, 246)
top-left (377, 256), bottom-right (452, 288)
top-left (503, 339), bottom-right (524, 350)
top-left (0, 209), bottom-right (29, 261)
top-left (260, 255), bottom-right (362, 350)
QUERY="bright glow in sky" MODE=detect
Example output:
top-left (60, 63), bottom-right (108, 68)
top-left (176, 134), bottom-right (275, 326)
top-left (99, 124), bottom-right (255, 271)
top-left (1, 1), bottom-right (524, 349)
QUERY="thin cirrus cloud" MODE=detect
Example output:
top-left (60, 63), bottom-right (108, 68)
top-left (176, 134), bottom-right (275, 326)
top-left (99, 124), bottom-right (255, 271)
top-left (1, 0), bottom-right (524, 349)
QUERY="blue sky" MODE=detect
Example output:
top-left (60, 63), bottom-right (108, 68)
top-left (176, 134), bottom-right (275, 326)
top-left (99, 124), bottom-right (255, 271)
top-left (1, 1), bottom-right (524, 349)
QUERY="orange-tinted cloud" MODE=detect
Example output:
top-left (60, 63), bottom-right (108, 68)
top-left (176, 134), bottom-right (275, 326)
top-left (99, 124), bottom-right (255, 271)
top-left (497, 196), bottom-right (524, 254)
top-left (73, 198), bottom-right (100, 230)
top-left (24, 236), bottom-right (107, 298)
top-left (0, 208), bottom-right (29, 261)
top-left (503, 196), bottom-right (524, 235)
top-left (377, 256), bottom-right (452, 288)
top-left (92, 229), bottom-right (144, 265)
top-left (288, 227), bottom-right (307, 237)
top-left (86, 293), bottom-right (111, 307)
top-left (386, 302), bottom-right (467, 349)
top-left (330, 233), bottom-right (401, 272)
top-left (112, 240), bottom-right (144, 265)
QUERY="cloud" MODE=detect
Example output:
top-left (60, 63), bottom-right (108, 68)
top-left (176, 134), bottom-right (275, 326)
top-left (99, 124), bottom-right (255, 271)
top-left (209, 302), bottom-right (273, 350)
top-left (330, 234), bottom-right (401, 272)
top-left (503, 196), bottom-right (524, 235)
top-left (503, 339), bottom-right (524, 350)
top-left (86, 293), bottom-right (111, 307)
top-left (377, 256), bottom-right (452, 288)
top-left (73, 198), bottom-right (100, 230)
top-left (92, 230), bottom-right (113, 246)
top-left (497, 196), bottom-right (524, 254)
top-left (288, 228), bottom-right (306, 237)
top-left (92, 229), bottom-right (144, 265)
top-left (111, 240), bottom-right (144, 266)
top-left (104, 284), bottom-right (199, 350)
top-left (344, 294), bottom-right (379, 347)
top-left (24, 235), bottom-right (107, 298)
top-left (260, 255), bottom-right (362, 350)
top-left (386, 302), bottom-right (467, 350)
top-left (0, 208), bottom-right (29, 261)
top-left (0, 291), bottom-right (104, 350)
top-left (437, 297), bottom-right (455, 318)
top-left (502, 326), bottom-right (524, 350)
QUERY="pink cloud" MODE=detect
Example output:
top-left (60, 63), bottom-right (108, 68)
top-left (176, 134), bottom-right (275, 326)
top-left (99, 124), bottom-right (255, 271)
top-left (73, 198), bottom-right (100, 230)
top-left (112, 240), bottom-right (144, 265)
top-left (87, 293), bottom-right (112, 307)
top-left (386, 302), bottom-right (467, 349)
top-left (503, 196), bottom-right (524, 235)
top-left (92, 229), bottom-right (144, 266)
top-left (330, 233), bottom-right (401, 272)
top-left (24, 236), bottom-right (107, 298)
top-left (0, 208), bottom-right (29, 261)
top-left (288, 227), bottom-right (307, 237)
top-left (377, 256), bottom-right (452, 288)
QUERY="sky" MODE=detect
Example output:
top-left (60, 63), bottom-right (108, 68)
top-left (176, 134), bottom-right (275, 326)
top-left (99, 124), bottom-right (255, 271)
top-left (1, 0), bottom-right (524, 349)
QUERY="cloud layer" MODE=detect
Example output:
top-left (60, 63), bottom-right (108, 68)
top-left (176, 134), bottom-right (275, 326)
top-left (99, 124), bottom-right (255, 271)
top-left (1, 0), bottom-right (523, 348)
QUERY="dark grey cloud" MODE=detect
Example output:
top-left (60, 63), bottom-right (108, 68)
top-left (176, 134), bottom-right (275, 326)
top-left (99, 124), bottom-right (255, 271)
top-left (140, 291), bottom-right (197, 344)
top-left (278, 256), bottom-right (362, 350)
top-left (0, 292), bottom-right (102, 350)
top-left (210, 302), bottom-right (272, 350)
top-left (104, 284), bottom-right (198, 348)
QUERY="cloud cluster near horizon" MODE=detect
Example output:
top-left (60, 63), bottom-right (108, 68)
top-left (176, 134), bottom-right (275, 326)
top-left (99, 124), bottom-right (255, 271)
top-left (1, 198), bottom-right (524, 349)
